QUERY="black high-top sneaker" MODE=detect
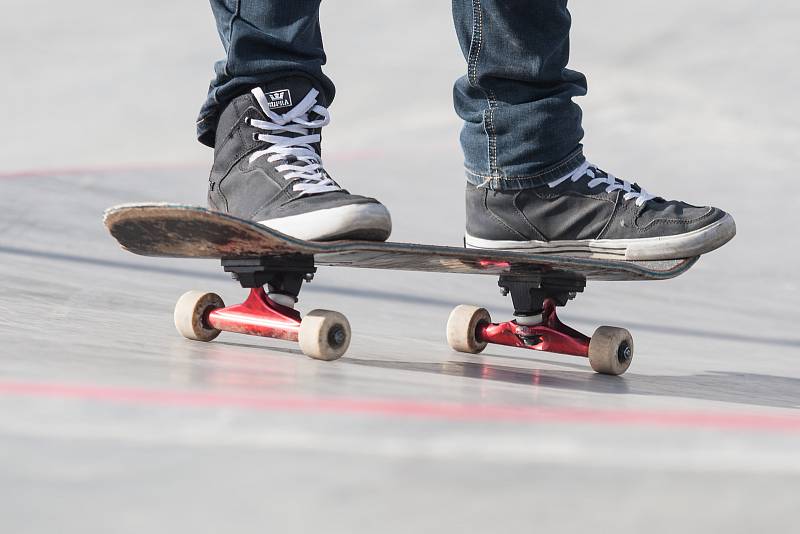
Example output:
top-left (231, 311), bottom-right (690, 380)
top-left (465, 161), bottom-right (736, 260)
top-left (208, 74), bottom-right (391, 241)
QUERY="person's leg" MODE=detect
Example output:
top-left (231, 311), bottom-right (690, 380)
top-left (452, 0), bottom-right (587, 190)
top-left (197, 0), bottom-right (335, 147)
top-left (200, 0), bottom-right (391, 242)
top-left (452, 0), bottom-right (735, 260)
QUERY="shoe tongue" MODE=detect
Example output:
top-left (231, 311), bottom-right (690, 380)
top-left (252, 75), bottom-right (327, 170)
top-left (257, 76), bottom-right (322, 114)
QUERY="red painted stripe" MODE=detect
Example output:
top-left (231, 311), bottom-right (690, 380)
top-left (0, 380), bottom-right (797, 432)
top-left (0, 150), bottom-right (386, 179)
top-left (0, 162), bottom-right (205, 179)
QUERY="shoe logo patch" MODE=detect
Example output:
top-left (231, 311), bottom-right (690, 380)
top-left (266, 89), bottom-right (293, 110)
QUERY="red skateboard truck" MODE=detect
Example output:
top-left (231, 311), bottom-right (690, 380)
top-left (173, 260), bottom-right (633, 375)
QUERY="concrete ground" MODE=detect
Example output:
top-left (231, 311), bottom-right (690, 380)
top-left (1, 1), bottom-right (799, 532)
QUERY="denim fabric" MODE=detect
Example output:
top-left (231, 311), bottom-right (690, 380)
top-left (199, 0), bottom-right (587, 190)
top-left (452, 0), bottom-right (587, 189)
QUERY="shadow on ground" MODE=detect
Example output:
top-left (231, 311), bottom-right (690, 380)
top-left (180, 340), bottom-right (800, 410)
top-left (346, 357), bottom-right (800, 410)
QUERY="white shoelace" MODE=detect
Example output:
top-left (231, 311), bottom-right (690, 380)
top-left (548, 161), bottom-right (657, 207)
top-left (248, 87), bottom-right (341, 196)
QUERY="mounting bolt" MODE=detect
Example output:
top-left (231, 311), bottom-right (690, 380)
top-left (304, 273), bottom-right (315, 282)
top-left (500, 287), bottom-right (509, 296)
top-left (568, 291), bottom-right (577, 300)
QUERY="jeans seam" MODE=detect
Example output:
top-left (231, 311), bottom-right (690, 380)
top-left (485, 90), bottom-right (498, 175)
top-left (223, 1), bottom-right (242, 78)
top-left (467, 0), bottom-right (498, 176)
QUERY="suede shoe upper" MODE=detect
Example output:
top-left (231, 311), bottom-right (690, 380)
top-left (466, 164), bottom-right (727, 243)
top-left (208, 74), bottom-right (383, 224)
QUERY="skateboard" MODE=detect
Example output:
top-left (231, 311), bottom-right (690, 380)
top-left (104, 203), bottom-right (700, 375)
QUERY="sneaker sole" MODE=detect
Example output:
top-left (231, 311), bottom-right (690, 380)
top-left (258, 203), bottom-right (392, 242)
top-left (465, 213), bottom-right (736, 260)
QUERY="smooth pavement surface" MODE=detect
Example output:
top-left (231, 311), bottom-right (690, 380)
top-left (1, 1), bottom-right (799, 532)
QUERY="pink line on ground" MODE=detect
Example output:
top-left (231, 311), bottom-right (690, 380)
top-left (0, 380), bottom-right (798, 433)
top-left (0, 162), bottom-right (206, 179)
top-left (0, 150), bottom-right (386, 180)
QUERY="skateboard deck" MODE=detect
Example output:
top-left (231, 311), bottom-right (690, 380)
top-left (103, 204), bottom-right (698, 282)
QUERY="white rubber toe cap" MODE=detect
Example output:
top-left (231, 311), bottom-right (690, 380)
top-left (259, 202), bottom-right (392, 241)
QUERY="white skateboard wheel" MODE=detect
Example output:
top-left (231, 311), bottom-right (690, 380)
top-left (588, 326), bottom-right (634, 375)
top-left (298, 309), bottom-right (351, 361)
top-left (446, 305), bottom-right (491, 354)
top-left (174, 290), bottom-right (225, 342)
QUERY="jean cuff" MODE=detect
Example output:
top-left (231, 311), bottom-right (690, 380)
top-left (464, 147), bottom-right (586, 191)
top-left (196, 113), bottom-right (216, 148)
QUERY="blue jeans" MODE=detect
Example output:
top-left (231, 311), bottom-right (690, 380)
top-left (198, 0), bottom-right (587, 190)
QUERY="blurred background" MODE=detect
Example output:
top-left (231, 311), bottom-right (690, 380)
top-left (1, 1), bottom-right (799, 532)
